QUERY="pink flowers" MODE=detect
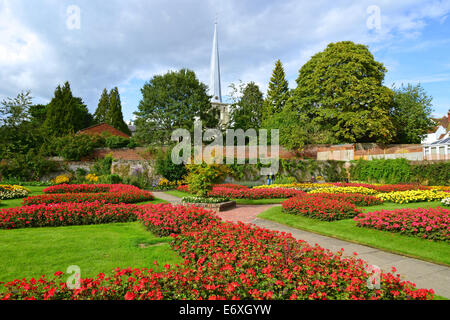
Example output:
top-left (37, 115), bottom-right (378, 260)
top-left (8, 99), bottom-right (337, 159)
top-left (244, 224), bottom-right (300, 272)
top-left (354, 207), bottom-right (450, 242)
top-left (23, 184), bottom-right (154, 205)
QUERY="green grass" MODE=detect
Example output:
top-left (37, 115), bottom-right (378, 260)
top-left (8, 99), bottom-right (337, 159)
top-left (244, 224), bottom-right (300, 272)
top-left (258, 201), bottom-right (450, 266)
top-left (0, 222), bottom-right (182, 284)
top-left (165, 190), bottom-right (288, 205)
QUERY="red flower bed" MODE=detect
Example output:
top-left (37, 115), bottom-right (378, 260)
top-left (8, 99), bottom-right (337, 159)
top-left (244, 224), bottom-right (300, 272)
top-left (282, 195), bottom-right (361, 221)
top-left (23, 184), bottom-right (153, 205)
top-left (208, 187), bottom-right (304, 199)
top-left (310, 193), bottom-right (384, 206)
top-left (333, 183), bottom-right (429, 193)
top-left (137, 203), bottom-right (221, 237)
top-left (0, 201), bottom-right (139, 229)
top-left (354, 207), bottom-right (450, 242)
top-left (0, 210), bottom-right (434, 300)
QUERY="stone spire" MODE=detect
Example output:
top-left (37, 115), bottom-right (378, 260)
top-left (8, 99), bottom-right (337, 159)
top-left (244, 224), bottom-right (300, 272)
top-left (209, 23), bottom-right (222, 103)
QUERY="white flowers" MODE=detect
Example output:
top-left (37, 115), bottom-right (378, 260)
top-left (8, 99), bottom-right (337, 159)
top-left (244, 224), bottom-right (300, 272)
top-left (441, 198), bottom-right (450, 206)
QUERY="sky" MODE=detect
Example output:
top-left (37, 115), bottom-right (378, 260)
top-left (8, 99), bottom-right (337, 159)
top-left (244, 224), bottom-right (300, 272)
top-left (1, 0), bottom-right (450, 123)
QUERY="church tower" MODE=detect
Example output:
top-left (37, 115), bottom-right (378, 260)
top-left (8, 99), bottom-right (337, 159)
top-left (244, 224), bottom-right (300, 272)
top-left (209, 23), bottom-right (230, 127)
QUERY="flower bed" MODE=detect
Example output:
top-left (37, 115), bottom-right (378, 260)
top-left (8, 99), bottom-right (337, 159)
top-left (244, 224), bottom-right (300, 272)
top-left (332, 183), bottom-right (429, 193)
top-left (310, 193), bottom-right (384, 206)
top-left (282, 195), bottom-right (361, 221)
top-left (0, 201), bottom-right (139, 229)
top-left (182, 196), bottom-right (230, 204)
top-left (0, 185), bottom-right (30, 200)
top-left (442, 198), bottom-right (450, 206)
top-left (375, 190), bottom-right (449, 204)
top-left (137, 203), bottom-right (221, 237)
top-left (0, 207), bottom-right (434, 300)
top-left (209, 187), bottom-right (304, 199)
top-left (354, 207), bottom-right (450, 242)
top-left (23, 185), bottom-right (154, 205)
top-left (308, 186), bottom-right (377, 195)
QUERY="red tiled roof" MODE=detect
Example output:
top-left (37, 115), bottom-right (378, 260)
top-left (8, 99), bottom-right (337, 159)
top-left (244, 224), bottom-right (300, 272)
top-left (78, 123), bottom-right (130, 138)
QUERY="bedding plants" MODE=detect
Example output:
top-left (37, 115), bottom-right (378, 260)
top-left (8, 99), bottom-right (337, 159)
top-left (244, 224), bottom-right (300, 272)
top-left (0, 204), bottom-right (434, 300)
top-left (0, 185), bottom-right (30, 200)
top-left (354, 207), bottom-right (450, 242)
top-left (22, 184), bottom-right (154, 205)
top-left (376, 190), bottom-right (449, 204)
top-left (282, 195), bottom-right (361, 221)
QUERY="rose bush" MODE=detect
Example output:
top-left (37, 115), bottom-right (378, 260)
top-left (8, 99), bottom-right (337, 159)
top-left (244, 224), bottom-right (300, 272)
top-left (354, 207), bottom-right (450, 242)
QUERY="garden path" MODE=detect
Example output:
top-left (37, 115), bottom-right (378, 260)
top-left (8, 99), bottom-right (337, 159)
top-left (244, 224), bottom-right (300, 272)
top-left (158, 191), bottom-right (450, 298)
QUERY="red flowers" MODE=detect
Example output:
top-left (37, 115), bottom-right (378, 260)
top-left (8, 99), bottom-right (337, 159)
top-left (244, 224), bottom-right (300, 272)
top-left (354, 207), bottom-right (450, 242)
top-left (282, 195), bottom-right (362, 221)
top-left (0, 202), bottom-right (435, 300)
top-left (0, 201), bottom-right (140, 229)
top-left (208, 187), bottom-right (304, 199)
top-left (23, 184), bottom-right (154, 205)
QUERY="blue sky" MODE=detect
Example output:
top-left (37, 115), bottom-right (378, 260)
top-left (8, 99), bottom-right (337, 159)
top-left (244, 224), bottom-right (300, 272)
top-left (0, 0), bottom-right (449, 123)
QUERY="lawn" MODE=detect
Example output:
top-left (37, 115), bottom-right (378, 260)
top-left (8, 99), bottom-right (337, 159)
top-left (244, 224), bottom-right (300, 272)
top-left (165, 190), bottom-right (288, 204)
top-left (0, 222), bottom-right (182, 284)
top-left (258, 201), bottom-right (450, 266)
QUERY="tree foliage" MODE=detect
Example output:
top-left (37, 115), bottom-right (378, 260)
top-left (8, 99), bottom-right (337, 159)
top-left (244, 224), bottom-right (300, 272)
top-left (391, 83), bottom-right (435, 144)
top-left (263, 60), bottom-right (290, 120)
top-left (94, 87), bottom-right (131, 135)
top-left (229, 81), bottom-right (264, 131)
top-left (134, 69), bottom-right (219, 145)
top-left (289, 41), bottom-right (395, 144)
top-left (43, 82), bottom-right (93, 137)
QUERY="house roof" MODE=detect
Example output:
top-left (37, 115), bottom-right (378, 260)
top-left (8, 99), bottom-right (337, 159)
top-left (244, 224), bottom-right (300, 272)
top-left (429, 137), bottom-right (450, 145)
top-left (78, 123), bottom-right (130, 138)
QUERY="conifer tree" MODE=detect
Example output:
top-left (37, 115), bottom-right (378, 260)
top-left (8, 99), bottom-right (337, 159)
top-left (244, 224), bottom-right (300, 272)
top-left (107, 87), bottom-right (131, 135)
top-left (44, 82), bottom-right (93, 136)
top-left (263, 60), bottom-right (290, 120)
top-left (94, 88), bottom-right (110, 123)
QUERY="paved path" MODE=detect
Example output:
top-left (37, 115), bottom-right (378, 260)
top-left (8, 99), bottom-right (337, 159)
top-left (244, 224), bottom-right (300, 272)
top-left (158, 192), bottom-right (450, 298)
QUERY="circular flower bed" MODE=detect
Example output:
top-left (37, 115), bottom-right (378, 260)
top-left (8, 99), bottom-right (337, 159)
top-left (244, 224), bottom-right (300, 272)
top-left (22, 184), bottom-right (154, 205)
top-left (282, 195), bottom-right (361, 221)
top-left (354, 207), bottom-right (450, 242)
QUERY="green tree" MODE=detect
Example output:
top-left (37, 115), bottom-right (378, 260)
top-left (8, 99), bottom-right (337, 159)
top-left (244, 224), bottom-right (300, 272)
top-left (29, 104), bottom-right (48, 125)
top-left (134, 69), bottom-right (219, 144)
top-left (290, 41), bottom-right (395, 144)
top-left (0, 91), bottom-right (32, 127)
top-left (107, 87), bottom-right (131, 135)
top-left (44, 82), bottom-right (93, 136)
top-left (229, 81), bottom-right (264, 131)
top-left (94, 88), bottom-right (110, 123)
top-left (391, 83), bottom-right (435, 143)
top-left (263, 60), bottom-right (290, 120)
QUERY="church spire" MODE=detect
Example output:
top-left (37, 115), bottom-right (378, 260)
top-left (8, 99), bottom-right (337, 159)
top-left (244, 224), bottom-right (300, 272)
top-left (209, 23), bottom-right (222, 103)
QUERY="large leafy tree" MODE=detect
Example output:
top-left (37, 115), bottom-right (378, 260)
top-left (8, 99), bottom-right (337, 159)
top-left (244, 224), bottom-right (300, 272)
top-left (263, 60), bottom-right (290, 120)
top-left (391, 83), bottom-right (435, 143)
top-left (290, 41), bottom-right (395, 144)
top-left (44, 82), bottom-right (93, 136)
top-left (229, 81), bottom-right (264, 131)
top-left (134, 69), bottom-right (219, 144)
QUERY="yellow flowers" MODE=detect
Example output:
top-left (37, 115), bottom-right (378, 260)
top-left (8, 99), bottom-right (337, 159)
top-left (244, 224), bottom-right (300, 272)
top-left (0, 185), bottom-right (30, 200)
top-left (86, 174), bottom-right (99, 183)
top-left (156, 179), bottom-right (184, 190)
top-left (254, 183), bottom-right (335, 190)
top-left (308, 187), bottom-right (378, 195)
top-left (376, 190), bottom-right (450, 204)
top-left (54, 174), bottom-right (71, 185)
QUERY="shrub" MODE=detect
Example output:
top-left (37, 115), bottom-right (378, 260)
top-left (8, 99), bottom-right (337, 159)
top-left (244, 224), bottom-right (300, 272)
top-left (155, 148), bottom-right (187, 182)
top-left (0, 151), bottom-right (57, 181)
top-left (0, 201), bottom-right (139, 229)
top-left (354, 207), bottom-right (450, 242)
top-left (91, 154), bottom-right (113, 176)
top-left (105, 136), bottom-right (130, 149)
top-left (282, 196), bottom-right (361, 221)
top-left (98, 174), bottom-right (122, 184)
top-left (53, 134), bottom-right (98, 161)
top-left (185, 163), bottom-right (223, 197)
